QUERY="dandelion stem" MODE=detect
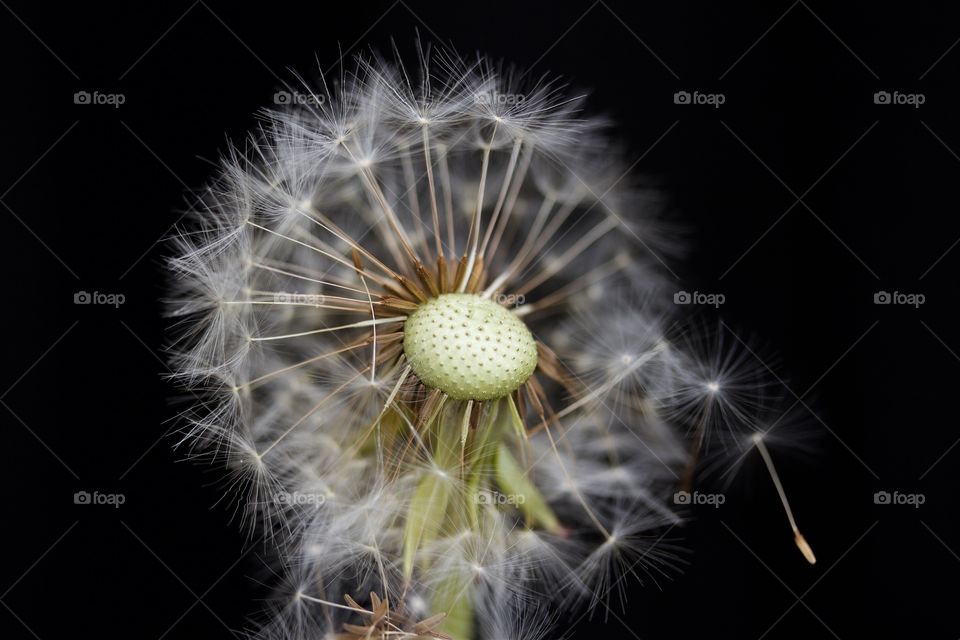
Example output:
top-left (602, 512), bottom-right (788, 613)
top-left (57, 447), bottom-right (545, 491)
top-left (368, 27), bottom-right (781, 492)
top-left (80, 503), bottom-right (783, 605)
top-left (245, 221), bottom-right (393, 289)
top-left (515, 255), bottom-right (630, 317)
top-left (515, 216), bottom-right (619, 296)
top-left (489, 196), bottom-right (580, 292)
top-left (458, 121), bottom-right (498, 292)
top-left (358, 163), bottom-right (424, 269)
top-left (240, 341), bottom-right (372, 389)
top-left (485, 142), bottom-right (535, 264)
top-left (554, 343), bottom-right (667, 420)
top-left (249, 317), bottom-right (403, 342)
top-left (251, 262), bottom-right (370, 296)
top-left (356, 264), bottom-right (379, 382)
top-left (437, 143), bottom-right (456, 257)
top-left (292, 204), bottom-right (410, 284)
top-left (482, 196), bottom-right (556, 297)
top-left (527, 379), bottom-right (609, 538)
top-left (399, 143), bottom-right (424, 242)
top-left (422, 125), bottom-right (444, 262)
top-left (479, 137), bottom-right (522, 258)
top-left (259, 369), bottom-right (367, 457)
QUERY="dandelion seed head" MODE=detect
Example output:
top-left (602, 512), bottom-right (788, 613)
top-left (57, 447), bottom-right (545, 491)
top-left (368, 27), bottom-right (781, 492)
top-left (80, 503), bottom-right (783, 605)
top-left (167, 39), bottom-right (813, 640)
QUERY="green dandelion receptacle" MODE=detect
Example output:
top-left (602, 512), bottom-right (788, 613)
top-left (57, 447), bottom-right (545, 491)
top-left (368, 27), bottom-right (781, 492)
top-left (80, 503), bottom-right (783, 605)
top-left (403, 293), bottom-right (538, 401)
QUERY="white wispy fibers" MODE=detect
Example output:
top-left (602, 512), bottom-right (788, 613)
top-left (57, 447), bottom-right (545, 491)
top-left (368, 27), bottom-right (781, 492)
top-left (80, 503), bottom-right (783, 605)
top-left (168, 41), bottom-right (814, 640)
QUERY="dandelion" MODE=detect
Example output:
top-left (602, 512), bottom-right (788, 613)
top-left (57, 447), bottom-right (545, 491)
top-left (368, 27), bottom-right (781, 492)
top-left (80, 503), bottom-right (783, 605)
top-left (168, 41), bottom-right (815, 640)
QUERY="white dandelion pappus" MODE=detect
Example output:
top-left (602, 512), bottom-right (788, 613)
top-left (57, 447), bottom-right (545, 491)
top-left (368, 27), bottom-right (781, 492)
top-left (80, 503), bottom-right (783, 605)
top-left (167, 41), bottom-right (816, 640)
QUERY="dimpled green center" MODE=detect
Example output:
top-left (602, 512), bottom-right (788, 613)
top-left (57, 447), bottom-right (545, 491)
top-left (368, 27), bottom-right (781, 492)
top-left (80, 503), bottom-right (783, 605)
top-left (403, 293), bottom-right (538, 401)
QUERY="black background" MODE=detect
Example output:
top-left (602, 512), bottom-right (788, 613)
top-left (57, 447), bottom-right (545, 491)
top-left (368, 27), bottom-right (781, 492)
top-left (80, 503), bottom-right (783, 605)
top-left (2, 2), bottom-right (958, 638)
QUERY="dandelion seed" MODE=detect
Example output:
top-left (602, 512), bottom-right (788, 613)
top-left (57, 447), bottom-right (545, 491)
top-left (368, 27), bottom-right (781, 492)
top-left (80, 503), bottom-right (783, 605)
top-left (751, 433), bottom-right (817, 565)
